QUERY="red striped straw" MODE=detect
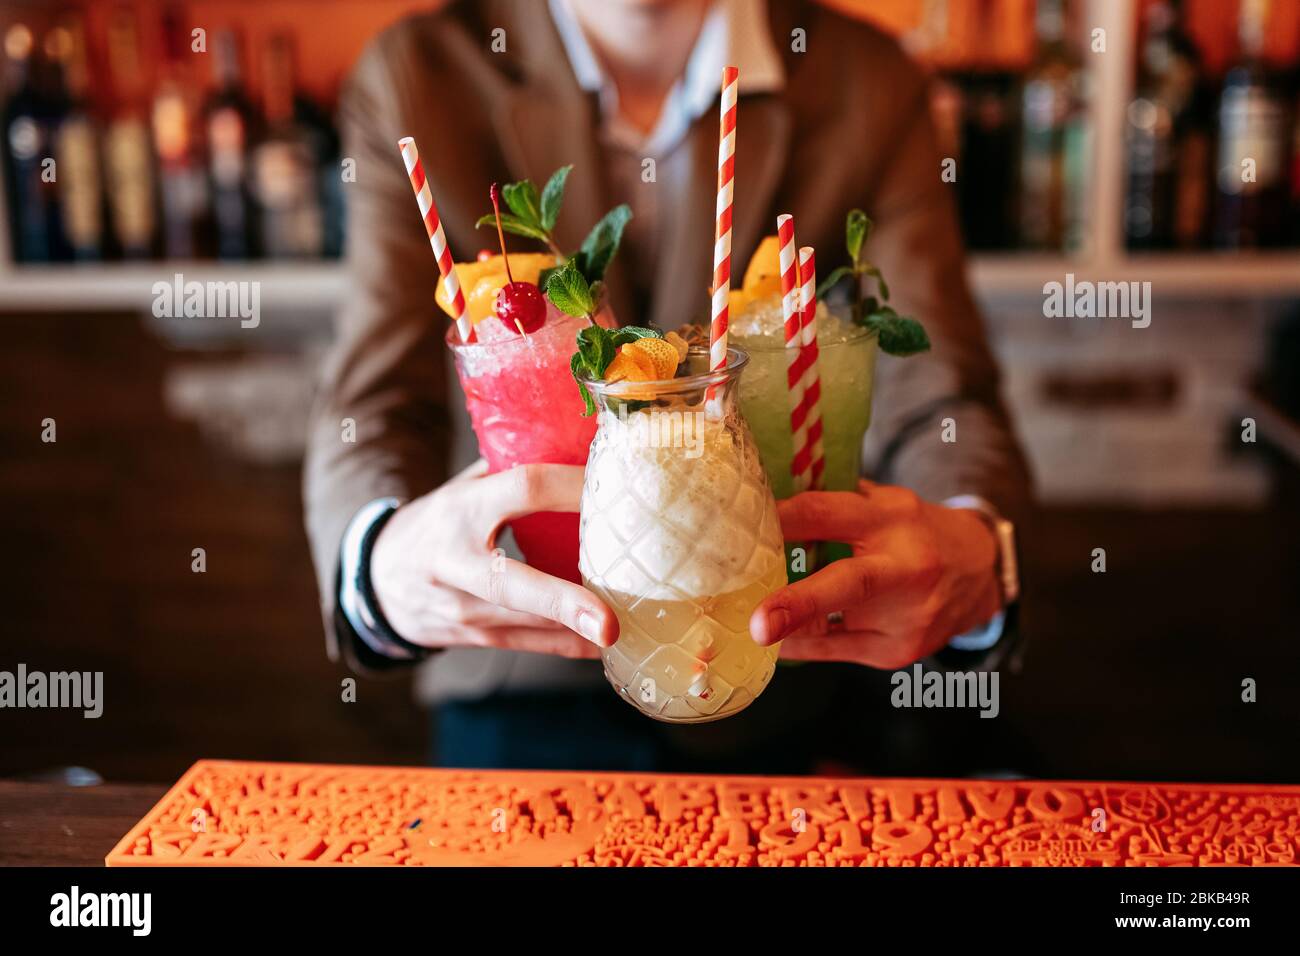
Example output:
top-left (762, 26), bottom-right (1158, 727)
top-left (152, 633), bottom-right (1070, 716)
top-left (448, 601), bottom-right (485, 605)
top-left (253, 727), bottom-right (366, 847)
top-left (777, 214), bottom-right (809, 492)
top-left (397, 136), bottom-right (474, 343)
top-left (709, 66), bottom-right (740, 375)
top-left (795, 246), bottom-right (825, 489)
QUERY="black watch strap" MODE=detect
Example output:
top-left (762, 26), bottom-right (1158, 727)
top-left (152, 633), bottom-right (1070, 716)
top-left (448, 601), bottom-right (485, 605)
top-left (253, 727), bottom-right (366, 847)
top-left (933, 601), bottom-right (1022, 673)
top-left (340, 498), bottom-right (432, 665)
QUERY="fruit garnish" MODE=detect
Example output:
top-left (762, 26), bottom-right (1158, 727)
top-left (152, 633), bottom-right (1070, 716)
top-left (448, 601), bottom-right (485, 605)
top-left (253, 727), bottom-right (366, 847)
top-left (476, 248), bottom-right (494, 261)
top-left (728, 288), bottom-right (753, 317)
top-left (623, 337), bottom-right (680, 380)
top-left (742, 235), bottom-right (782, 298)
top-left (467, 273), bottom-right (510, 324)
top-left (497, 281), bottom-right (546, 334)
top-left (569, 324), bottom-right (666, 416)
top-left (605, 345), bottom-right (657, 384)
top-left (434, 252), bottom-right (557, 319)
top-left (671, 323), bottom-right (710, 349)
top-left (816, 208), bottom-right (930, 356)
top-left (488, 182), bottom-right (547, 336)
top-left (663, 330), bottom-right (690, 363)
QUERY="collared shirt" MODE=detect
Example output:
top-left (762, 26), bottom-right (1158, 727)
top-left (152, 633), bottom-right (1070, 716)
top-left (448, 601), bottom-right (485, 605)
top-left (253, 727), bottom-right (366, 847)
top-left (548, 0), bottom-right (785, 316)
top-left (548, 0), bottom-right (785, 157)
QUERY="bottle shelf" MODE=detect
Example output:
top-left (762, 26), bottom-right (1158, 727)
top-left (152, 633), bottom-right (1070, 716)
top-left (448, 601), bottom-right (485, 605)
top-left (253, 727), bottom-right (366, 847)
top-left (4, 251), bottom-right (1300, 314)
top-left (0, 262), bottom-right (346, 312)
top-left (968, 251), bottom-right (1300, 297)
top-left (3, 0), bottom-right (1299, 312)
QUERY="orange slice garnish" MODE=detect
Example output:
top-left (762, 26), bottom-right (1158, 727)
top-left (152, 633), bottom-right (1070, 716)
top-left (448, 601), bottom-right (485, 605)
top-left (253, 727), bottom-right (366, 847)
top-left (605, 345), bottom-right (656, 383)
top-left (625, 338), bottom-right (680, 380)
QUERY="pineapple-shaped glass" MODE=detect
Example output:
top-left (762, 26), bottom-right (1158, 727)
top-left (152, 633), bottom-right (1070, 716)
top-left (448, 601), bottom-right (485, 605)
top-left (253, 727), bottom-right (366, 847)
top-left (579, 347), bottom-right (787, 722)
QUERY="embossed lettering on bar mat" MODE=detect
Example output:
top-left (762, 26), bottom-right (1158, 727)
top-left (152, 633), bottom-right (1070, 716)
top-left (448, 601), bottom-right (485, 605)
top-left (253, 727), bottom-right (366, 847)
top-left (105, 760), bottom-right (1300, 866)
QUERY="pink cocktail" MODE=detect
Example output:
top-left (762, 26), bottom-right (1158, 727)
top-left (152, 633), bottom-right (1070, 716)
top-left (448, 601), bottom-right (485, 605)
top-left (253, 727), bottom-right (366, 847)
top-left (447, 301), bottom-right (614, 582)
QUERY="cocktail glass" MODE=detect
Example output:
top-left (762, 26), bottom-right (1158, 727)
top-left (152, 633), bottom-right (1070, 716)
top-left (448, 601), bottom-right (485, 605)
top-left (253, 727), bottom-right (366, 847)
top-left (731, 299), bottom-right (878, 499)
top-left (730, 299), bottom-right (878, 571)
top-left (579, 347), bottom-right (787, 722)
top-left (447, 300), bottom-right (615, 583)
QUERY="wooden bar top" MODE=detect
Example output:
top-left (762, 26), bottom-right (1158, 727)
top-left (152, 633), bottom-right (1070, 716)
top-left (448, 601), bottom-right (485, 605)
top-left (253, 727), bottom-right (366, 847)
top-left (0, 781), bottom-right (165, 867)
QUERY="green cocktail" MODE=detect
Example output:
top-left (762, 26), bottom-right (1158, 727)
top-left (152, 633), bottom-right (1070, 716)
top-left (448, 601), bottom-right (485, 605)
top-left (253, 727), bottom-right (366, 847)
top-left (731, 296), bottom-right (878, 499)
top-left (714, 208), bottom-right (928, 577)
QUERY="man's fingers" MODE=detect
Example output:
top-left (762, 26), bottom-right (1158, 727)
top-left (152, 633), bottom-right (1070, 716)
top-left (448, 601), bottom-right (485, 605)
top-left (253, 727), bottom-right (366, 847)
top-left (467, 557), bottom-right (618, 647)
top-left (777, 491), bottom-right (879, 542)
top-left (750, 556), bottom-right (903, 645)
top-left (775, 630), bottom-right (914, 668)
top-left (449, 591), bottom-right (562, 631)
top-left (469, 628), bottom-right (604, 659)
top-left (478, 463), bottom-right (586, 527)
top-left (449, 458), bottom-right (490, 483)
top-left (778, 484), bottom-right (929, 543)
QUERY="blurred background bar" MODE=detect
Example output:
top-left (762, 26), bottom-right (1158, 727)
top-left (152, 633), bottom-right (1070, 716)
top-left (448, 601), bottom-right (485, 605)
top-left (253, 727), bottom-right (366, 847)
top-left (1, 0), bottom-right (1298, 782)
top-left (4, 2), bottom-right (1300, 284)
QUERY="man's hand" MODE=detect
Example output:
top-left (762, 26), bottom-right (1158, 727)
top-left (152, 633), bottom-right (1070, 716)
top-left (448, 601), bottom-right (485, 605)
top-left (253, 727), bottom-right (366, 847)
top-left (370, 460), bottom-right (617, 658)
top-left (749, 480), bottom-right (1000, 668)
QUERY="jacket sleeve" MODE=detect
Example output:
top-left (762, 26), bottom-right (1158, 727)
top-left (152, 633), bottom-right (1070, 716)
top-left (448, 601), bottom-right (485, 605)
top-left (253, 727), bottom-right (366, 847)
top-left (858, 55), bottom-right (1034, 528)
top-left (303, 29), bottom-right (457, 665)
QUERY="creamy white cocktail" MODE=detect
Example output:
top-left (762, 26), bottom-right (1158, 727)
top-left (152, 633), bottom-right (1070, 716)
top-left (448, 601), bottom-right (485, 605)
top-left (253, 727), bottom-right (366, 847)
top-left (578, 348), bottom-right (786, 723)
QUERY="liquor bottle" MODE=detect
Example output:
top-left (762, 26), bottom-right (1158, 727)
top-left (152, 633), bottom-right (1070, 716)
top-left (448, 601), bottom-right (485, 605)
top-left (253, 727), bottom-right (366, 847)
top-left (152, 7), bottom-right (210, 259)
top-left (1214, 0), bottom-right (1288, 249)
top-left (1291, 98), bottom-right (1300, 245)
top-left (252, 33), bottom-right (326, 259)
top-left (103, 6), bottom-right (156, 259)
top-left (1017, 0), bottom-right (1087, 251)
top-left (204, 29), bottom-right (256, 259)
top-left (1290, 24), bottom-right (1300, 246)
top-left (958, 73), bottom-right (1019, 250)
top-left (46, 19), bottom-right (104, 261)
top-left (2, 23), bottom-right (54, 262)
top-left (1123, 0), bottom-right (1211, 250)
top-left (953, 0), bottom-right (1018, 250)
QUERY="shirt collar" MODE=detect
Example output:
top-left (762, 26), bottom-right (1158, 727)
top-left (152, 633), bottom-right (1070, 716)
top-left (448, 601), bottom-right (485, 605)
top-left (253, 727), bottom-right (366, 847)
top-left (548, 0), bottom-right (784, 155)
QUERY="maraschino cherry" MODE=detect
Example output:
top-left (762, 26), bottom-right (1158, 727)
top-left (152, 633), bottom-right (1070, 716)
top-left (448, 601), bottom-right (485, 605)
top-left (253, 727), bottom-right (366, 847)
top-left (489, 183), bottom-right (547, 336)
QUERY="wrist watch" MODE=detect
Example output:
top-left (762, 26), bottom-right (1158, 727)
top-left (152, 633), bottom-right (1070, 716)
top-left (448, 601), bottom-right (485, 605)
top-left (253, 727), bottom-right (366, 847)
top-left (940, 495), bottom-right (1020, 656)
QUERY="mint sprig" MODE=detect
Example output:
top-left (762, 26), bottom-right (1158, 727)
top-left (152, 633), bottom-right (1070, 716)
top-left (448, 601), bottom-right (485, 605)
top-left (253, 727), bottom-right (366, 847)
top-left (540, 165), bottom-right (570, 231)
top-left (545, 258), bottom-right (597, 321)
top-left (568, 323), bottom-right (664, 416)
top-left (817, 208), bottom-right (930, 357)
top-left (477, 165), bottom-right (632, 286)
top-left (574, 205), bottom-right (632, 285)
top-left (866, 306), bottom-right (929, 355)
top-left (503, 180), bottom-right (542, 227)
top-left (476, 167), bottom-right (568, 257)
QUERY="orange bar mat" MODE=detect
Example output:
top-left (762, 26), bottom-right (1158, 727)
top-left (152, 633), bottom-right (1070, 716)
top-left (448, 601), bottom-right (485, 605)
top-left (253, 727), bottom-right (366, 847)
top-left (105, 760), bottom-right (1300, 867)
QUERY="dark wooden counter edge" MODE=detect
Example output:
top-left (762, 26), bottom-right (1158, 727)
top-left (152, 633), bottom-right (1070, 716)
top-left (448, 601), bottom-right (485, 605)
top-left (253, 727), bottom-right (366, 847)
top-left (0, 782), bottom-right (166, 866)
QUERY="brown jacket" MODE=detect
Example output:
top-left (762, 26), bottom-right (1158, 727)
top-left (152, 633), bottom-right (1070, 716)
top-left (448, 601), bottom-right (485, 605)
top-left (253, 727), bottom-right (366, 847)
top-left (304, 0), bottom-right (1033, 682)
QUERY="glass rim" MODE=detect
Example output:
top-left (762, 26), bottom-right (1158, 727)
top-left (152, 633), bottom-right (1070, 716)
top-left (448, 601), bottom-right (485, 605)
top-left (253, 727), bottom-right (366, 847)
top-left (444, 311), bottom-right (581, 352)
top-left (580, 346), bottom-right (750, 397)
top-left (732, 322), bottom-right (877, 354)
top-left (444, 286), bottom-right (609, 352)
